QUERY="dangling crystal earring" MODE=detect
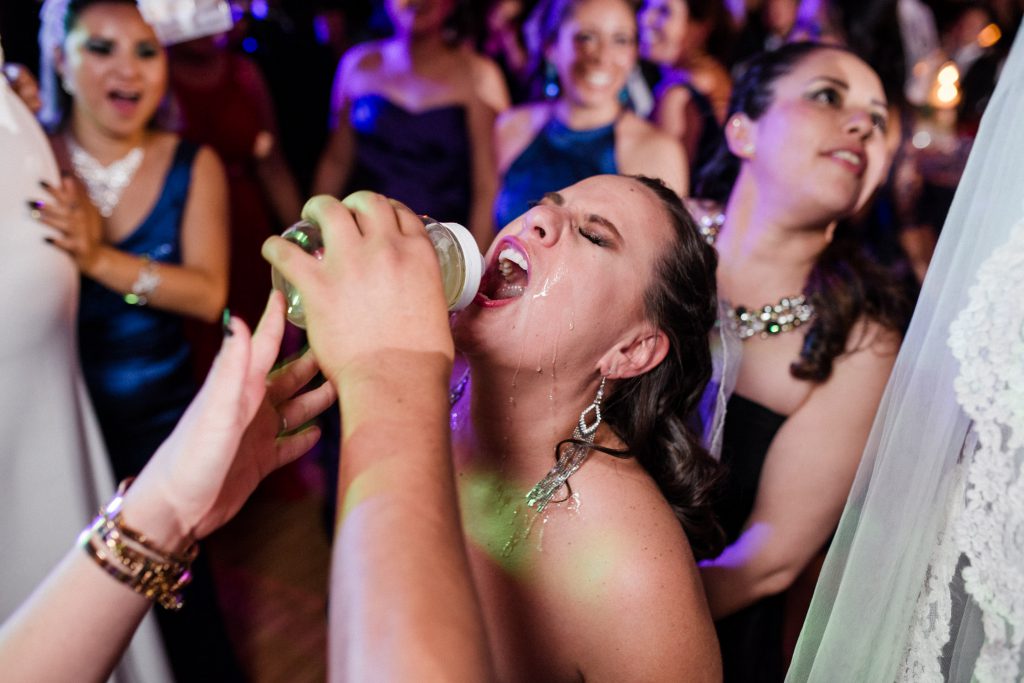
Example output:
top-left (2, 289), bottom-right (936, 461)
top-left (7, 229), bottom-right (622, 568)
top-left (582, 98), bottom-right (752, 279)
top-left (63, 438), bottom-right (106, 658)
top-left (525, 377), bottom-right (606, 512)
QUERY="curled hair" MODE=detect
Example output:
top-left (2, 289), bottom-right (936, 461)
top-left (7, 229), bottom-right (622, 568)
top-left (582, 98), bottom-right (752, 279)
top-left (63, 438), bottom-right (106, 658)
top-left (598, 175), bottom-right (724, 559)
top-left (695, 42), bottom-right (910, 380)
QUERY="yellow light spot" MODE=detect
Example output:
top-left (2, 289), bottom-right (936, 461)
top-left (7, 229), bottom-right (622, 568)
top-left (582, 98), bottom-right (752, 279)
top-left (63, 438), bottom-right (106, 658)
top-left (978, 23), bottom-right (1001, 48)
top-left (936, 83), bottom-right (959, 104)
top-left (937, 62), bottom-right (960, 86)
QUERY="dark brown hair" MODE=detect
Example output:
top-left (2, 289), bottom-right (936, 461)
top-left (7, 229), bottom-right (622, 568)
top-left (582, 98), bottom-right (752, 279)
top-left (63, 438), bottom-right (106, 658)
top-left (696, 42), bottom-right (910, 380)
top-left (598, 175), bottom-right (724, 559)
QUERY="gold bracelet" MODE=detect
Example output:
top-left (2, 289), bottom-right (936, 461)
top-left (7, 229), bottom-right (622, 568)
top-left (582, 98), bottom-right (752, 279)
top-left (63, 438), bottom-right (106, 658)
top-left (79, 478), bottom-right (198, 610)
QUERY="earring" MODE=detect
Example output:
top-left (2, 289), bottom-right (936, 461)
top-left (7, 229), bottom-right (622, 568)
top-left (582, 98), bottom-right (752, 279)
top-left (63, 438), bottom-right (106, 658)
top-left (525, 377), bottom-right (606, 512)
top-left (543, 60), bottom-right (560, 99)
top-left (743, 143), bottom-right (755, 156)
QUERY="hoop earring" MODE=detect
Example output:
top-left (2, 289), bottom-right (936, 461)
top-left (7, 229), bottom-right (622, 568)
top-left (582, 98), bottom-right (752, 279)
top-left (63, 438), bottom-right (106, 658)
top-left (525, 377), bottom-right (606, 512)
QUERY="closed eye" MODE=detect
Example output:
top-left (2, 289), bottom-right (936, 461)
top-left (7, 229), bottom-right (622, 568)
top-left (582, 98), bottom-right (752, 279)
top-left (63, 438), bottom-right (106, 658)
top-left (578, 226), bottom-right (609, 247)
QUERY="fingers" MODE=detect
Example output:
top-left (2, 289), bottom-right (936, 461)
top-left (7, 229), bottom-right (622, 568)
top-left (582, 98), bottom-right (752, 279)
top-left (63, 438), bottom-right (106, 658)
top-left (301, 194), bottom-right (362, 253)
top-left (276, 380), bottom-right (337, 433)
top-left (248, 291), bottom-right (287, 380)
top-left (340, 190), bottom-right (406, 239)
top-left (275, 425), bottom-right (322, 468)
top-left (266, 347), bottom-right (322, 405)
top-left (192, 315), bottom-right (253, 422)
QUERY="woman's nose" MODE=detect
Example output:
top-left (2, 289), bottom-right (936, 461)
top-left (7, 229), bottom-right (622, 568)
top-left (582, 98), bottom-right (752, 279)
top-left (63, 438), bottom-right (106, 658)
top-left (844, 109), bottom-right (874, 138)
top-left (521, 204), bottom-right (567, 246)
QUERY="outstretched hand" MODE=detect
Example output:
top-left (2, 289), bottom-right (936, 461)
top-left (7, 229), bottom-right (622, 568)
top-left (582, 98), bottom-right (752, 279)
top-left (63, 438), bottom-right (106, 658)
top-left (261, 192), bottom-right (454, 389)
top-left (125, 292), bottom-right (337, 544)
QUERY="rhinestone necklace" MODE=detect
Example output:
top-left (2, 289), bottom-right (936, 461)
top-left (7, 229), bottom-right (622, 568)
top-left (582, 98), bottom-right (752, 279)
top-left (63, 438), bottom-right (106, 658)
top-left (725, 295), bottom-right (814, 339)
top-left (67, 137), bottom-right (145, 217)
top-left (700, 210), bottom-right (816, 340)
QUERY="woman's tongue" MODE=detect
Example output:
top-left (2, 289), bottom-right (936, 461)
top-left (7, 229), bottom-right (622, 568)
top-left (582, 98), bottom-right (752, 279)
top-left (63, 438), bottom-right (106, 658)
top-left (108, 91), bottom-right (140, 116)
top-left (481, 260), bottom-right (528, 301)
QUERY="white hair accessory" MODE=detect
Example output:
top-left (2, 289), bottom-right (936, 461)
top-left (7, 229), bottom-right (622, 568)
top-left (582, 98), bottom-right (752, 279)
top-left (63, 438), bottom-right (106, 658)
top-left (136, 0), bottom-right (232, 46)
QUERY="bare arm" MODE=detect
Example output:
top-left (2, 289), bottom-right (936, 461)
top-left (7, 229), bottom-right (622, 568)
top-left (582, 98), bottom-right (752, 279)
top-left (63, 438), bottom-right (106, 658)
top-left (38, 146), bottom-right (230, 322)
top-left (312, 55), bottom-right (356, 197)
top-left (700, 324), bottom-right (899, 617)
top-left (466, 55), bottom-right (510, 249)
top-left (0, 295), bottom-right (335, 682)
top-left (244, 59), bottom-right (303, 225)
top-left (619, 117), bottom-right (689, 197)
top-left (263, 193), bottom-right (492, 682)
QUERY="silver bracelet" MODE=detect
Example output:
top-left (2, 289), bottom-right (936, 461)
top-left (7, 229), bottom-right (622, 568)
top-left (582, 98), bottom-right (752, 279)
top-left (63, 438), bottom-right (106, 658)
top-left (124, 257), bottom-right (161, 306)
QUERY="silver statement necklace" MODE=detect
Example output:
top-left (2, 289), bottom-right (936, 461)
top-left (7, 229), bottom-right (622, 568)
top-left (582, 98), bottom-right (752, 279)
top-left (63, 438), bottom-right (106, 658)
top-left (701, 210), bottom-right (816, 340)
top-left (67, 137), bottom-right (144, 217)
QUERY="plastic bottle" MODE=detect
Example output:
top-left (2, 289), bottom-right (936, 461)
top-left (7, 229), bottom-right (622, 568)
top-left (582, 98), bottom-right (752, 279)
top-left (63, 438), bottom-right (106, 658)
top-left (270, 216), bottom-right (484, 329)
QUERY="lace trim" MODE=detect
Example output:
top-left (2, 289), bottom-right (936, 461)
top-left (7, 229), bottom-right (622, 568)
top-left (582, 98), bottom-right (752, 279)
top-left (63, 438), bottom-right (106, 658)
top-left (947, 219), bottom-right (1024, 682)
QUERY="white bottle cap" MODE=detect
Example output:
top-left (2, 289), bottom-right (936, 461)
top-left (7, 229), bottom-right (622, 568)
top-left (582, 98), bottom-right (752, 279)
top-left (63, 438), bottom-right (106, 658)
top-left (440, 222), bottom-right (484, 310)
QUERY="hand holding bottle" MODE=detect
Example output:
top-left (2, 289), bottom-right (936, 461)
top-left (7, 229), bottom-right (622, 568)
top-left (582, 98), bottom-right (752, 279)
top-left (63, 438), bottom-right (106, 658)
top-left (262, 192), bottom-right (458, 390)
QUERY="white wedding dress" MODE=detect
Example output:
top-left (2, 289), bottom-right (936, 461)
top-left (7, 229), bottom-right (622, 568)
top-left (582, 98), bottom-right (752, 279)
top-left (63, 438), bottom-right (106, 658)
top-left (787, 22), bottom-right (1024, 682)
top-left (0, 39), bottom-right (172, 683)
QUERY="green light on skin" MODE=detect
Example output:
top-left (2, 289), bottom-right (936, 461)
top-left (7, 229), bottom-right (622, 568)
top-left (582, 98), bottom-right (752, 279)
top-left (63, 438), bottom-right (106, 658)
top-left (458, 470), bottom-right (535, 576)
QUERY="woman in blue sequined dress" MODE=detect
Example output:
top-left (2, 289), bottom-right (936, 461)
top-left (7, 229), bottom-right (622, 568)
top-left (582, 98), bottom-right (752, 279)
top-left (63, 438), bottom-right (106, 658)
top-left (493, 0), bottom-right (688, 230)
top-left (313, 0), bottom-right (510, 249)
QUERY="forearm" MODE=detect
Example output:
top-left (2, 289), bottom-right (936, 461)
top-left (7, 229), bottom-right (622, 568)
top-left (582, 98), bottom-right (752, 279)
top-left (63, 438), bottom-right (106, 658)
top-left (0, 482), bottom-right (190, 682)
top-left (312, 128), bottom-right (355, 197)
top-left (329, 352), bottom-right (491, 682)
top-left (255, 147), bottom-right (304, 226)
top-left (699, 523), bottom-right (801, 618)
top-left (85, 246), bottom-right (227, 322)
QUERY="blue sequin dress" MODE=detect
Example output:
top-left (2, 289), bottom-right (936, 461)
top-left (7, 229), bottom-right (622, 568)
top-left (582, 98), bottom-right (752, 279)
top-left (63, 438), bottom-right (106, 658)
top-left (493, 116), bottom-right (618, 230)
top-left (78, 141), bottom-right (198, 480)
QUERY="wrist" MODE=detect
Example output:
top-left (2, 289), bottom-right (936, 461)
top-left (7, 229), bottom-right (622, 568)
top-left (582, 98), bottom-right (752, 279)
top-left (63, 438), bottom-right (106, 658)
top-left (117, 476), bottom-right (196, 555)
top-left (80, 243), bottom-right (110, 278)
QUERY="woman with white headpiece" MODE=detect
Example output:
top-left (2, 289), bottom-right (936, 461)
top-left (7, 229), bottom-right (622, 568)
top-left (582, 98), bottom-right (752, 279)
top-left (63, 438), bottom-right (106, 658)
top-left (787, 21), bottom-right (1024, 683)
top-left (34, 0), bottom-right (236, 678)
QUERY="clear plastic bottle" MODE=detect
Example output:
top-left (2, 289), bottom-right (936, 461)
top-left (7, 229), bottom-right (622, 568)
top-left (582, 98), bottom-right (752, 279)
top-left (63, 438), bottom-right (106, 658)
top-left (270, 216), bottom-right (484, 329)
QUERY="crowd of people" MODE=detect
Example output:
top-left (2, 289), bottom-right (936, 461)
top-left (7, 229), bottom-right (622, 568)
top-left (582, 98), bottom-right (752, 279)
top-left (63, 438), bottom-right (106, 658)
top-left (0, 0), bottom-right (1020, 681)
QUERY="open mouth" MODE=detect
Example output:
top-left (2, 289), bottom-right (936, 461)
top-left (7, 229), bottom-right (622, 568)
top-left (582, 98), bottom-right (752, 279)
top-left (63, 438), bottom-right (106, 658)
top-left (827, 148), bottom-right (866, 177)
top-left (108, 89), bottom-right (142, 105)
top-left (476, 240), bottom-right (529, 305)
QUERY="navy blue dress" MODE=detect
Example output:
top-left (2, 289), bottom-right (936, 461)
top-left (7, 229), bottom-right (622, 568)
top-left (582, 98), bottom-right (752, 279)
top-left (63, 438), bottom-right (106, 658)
top-left (78, 141), bottom-right (198, 481)
top-left (347, 93), bottom-right (472, 226)
top-left (494, 116), bottom-right (618, 230)
top-left (78, 140), bottom-right (246, 682)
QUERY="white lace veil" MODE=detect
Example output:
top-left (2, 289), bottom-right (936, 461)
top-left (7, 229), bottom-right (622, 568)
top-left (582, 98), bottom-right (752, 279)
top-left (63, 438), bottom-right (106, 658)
top-left (787, 22), bottom-right (1024, 682)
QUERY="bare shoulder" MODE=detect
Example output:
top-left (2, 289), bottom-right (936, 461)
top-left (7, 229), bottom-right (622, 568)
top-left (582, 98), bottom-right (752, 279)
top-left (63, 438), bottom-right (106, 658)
top-left (539, 458), bottom-right (720, 680)
top-left (495, 102), bottom-right (550, 173)
top-left (464, 47), bottom-right (511, 113)
top-left (616, 112), bottom-right (688, 194)
top-left (339, 40), bottom-right (384, 75)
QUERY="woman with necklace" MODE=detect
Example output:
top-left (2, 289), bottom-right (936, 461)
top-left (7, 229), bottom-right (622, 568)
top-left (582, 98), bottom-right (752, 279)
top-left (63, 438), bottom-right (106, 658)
top-left (690, 42), bottom-right (911, 682)
top-left (34, 0), bottom-right (235, 679)
top-left (493, 0), bottom-right (688, 230)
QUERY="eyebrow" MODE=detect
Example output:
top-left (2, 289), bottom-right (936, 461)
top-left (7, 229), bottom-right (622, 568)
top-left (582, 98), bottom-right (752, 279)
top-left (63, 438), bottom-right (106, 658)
top-left (542, 192), bottom-right (624, 243)
top-left (808, 76), bottom-right (888, 110)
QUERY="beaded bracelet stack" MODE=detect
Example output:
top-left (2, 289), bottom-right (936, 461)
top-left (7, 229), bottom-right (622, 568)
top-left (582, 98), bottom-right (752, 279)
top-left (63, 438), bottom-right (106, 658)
top-left (79, 479), bottom-right (197, 610)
